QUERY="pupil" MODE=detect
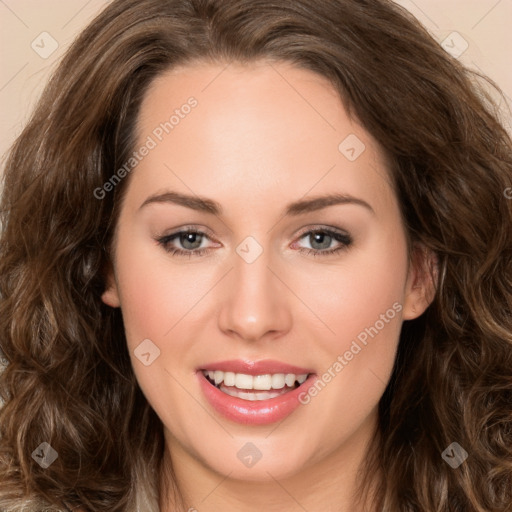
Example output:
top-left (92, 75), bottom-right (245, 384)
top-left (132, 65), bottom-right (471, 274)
top-left (311, 232), bottom-right (331, 250)
top-left (181, 232), bottom-right (202, 250)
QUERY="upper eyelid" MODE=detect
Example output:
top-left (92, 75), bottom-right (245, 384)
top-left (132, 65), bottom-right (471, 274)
top-left (294, 225), bottom-right (350, 238)
top-left (160, 225), bottom-right (216, 240)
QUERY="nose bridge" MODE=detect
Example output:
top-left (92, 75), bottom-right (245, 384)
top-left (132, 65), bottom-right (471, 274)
top-left (217, 237), bottom-right (291, 341)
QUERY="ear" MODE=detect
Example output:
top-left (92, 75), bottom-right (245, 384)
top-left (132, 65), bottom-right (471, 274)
top-left (402, 243), bottom-right (438, 320)
top-left (101, 260), bottom-right (121, 308)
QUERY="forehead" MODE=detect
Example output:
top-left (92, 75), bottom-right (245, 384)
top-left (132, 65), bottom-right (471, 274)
top-left (127, 60), bottom-right (395, 219)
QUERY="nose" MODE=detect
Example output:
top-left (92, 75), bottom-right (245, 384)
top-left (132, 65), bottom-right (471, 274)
top-left (217, 246), bottom-right (293, 343)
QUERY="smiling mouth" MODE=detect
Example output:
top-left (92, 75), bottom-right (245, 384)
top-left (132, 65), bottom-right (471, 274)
top-left (201, 370), bottom-right (310, 401)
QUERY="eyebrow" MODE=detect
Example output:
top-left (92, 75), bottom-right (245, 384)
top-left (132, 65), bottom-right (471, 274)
top-left (139, 191), bottom-right (374, 216)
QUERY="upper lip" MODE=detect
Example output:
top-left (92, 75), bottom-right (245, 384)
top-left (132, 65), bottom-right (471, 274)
top-left (199, 359), bottom-right (314, 376)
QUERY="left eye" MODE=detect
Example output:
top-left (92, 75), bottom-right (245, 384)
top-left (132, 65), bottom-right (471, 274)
top-left (156, 228), bottom-right (352, 258)
top-left (293, 229), bottom-right (353, 256)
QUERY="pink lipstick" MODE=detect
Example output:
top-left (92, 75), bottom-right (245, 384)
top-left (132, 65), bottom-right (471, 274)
top-left (197, 359), bottom-right (316, 425)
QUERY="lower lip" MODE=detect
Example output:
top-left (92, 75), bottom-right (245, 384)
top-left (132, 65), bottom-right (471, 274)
top-left (197, 371), bottom-right (316, 425)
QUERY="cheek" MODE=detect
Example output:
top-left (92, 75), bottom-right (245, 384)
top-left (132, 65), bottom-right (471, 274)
top-left (115, 258), bottom-right (171, 348)
top-left (114, 230), bottom-right (202, 346)
top-left (296, 234), bottom-right (408, 353)
top-left (113, 240), bottom-right (204, 414)
top-left (291, 233), bottom-right (407, 424)
top-left (112, 230), bottom-right (221, 402)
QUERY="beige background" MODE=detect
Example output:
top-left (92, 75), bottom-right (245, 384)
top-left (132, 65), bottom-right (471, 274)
top-left (1, 0), bottom-right (511, 163)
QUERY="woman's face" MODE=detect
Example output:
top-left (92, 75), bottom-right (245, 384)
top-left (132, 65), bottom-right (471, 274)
top-left (103, 61), bottom-right (430, 484)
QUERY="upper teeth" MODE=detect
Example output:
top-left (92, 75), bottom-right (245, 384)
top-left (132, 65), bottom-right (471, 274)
top-left (203, 370), bottom-right (308, 390)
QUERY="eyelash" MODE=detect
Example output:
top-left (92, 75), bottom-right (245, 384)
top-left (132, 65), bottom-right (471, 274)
top-left (156, 227), bottom-right (353, 259)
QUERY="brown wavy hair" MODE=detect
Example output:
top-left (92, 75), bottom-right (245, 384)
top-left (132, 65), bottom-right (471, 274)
top-left (1, 0), bottom-right (511, 510)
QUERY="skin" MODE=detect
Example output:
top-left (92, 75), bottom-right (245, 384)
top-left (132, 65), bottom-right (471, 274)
top-left (102, 61), bottom-right (436, 512)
